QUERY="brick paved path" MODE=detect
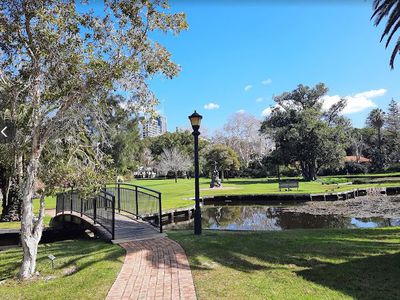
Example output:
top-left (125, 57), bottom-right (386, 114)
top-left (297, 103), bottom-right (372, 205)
top-left (106, 237), bottom-right (197, 300)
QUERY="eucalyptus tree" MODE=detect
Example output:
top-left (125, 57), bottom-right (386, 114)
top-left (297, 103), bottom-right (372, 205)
top-left (0, 0), bottom-right (187, 279)
top-left (213, 112), bottom-right (273, 169)
top-left (371, 0), bottom-right (400, 68)
top-left (261, 83), bottom-right (349, 181)
top-left (157, 147), bottom-right (191, 183)
top-left (102, 95), bottom-right (143, 175)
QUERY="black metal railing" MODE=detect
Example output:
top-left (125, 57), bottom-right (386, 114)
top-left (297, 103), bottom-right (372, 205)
top-left (105, 182), bottom-right (163, 233)
top-left (56, 189), bottom-right (115, 239)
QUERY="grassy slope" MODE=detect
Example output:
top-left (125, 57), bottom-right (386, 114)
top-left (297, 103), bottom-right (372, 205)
top-left (169, 228), bottom-right (400, 300)
top-left (131, 177), bottom-right (400, 210)
top-left (0, 239), bottom-right (124, 300)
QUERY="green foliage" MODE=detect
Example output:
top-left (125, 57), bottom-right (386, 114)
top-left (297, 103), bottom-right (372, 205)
top-left (102, 96), bottom-right (143, 175)
top-left (261, 83), bottom-right (349, 181)
top-left (145, 130), bottom-right (209, 161)
top-left (385, 99), bottom-right (400, 164)
top-left (204, 144), bottom-right (240, 179)
top-left (318, 177), bottom-right (349, 185)
top-left (0, 0), bottom-right (188, 212)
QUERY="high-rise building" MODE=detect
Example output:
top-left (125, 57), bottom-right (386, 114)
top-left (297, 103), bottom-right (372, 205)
top-left (141, 115), bottom-right (167, 139)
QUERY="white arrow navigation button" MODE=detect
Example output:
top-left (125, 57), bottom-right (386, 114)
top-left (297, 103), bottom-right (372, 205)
top-left (1, 126), bottom-right (7, 137)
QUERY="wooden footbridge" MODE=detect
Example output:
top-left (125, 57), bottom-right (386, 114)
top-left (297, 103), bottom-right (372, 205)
top-left (54, 183), bottom-right (167, 243)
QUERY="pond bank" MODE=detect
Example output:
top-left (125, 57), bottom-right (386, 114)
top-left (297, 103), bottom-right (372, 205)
top-left (284, 195), bottom-right (400, 219)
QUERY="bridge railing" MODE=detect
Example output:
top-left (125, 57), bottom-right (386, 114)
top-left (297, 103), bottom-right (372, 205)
top-left (105, 182), bottom-right (163, 233)
top-left (56, 189), bottom-right (115, 239)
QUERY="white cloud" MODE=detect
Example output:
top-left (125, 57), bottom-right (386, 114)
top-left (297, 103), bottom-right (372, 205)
top-left (262, 78), bottom-right (272, 85)
top-left (244, 85), bottom-right (253, 92)
top-left (256, 97), bottom-right (263, 103)
top-left (321, 88), bottom-right (386, 114)
top-left (236, 109), bottom-right (246, 114)
top-left (261, 107), bottom-right (273, 117)
top-left (204, 102), bottom-right (220, 110)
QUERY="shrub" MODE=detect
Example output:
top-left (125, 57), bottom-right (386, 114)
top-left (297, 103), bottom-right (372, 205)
top-left (319, 177), bottom-right (350, 185)
top-left (345, 162), bottom-right (368, 174)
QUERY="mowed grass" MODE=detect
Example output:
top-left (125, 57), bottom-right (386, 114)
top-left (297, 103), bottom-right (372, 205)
top-left (2, 174), bottom-right (400, 229)
top-left (131, 177), bottom-right (400, 210)
top-left (0, 196), bottom-right (56, 230)
top-left (169, 228), bottom-right (400, 300)
top-left (0, 239), bottom-right (124, 300)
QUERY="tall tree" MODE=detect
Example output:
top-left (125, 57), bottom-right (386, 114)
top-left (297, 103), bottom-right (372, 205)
top-left (204, 144), bottom-right (240, 181)
top-left (367, 108), bottom-right (385, 149)
top-left (261, 83), bottom-right (349, 181)
top-left (0, 0), bottom-right (187, 279)
top-left (349, 128), bottom-right (366, 161)
top-left (385, 99), bottom-right (400, 163)
top-left (366, 108), bottom-right (386, 170)
top-left (371, 0), bottom-right (400, 68)
top-left (102, 96), bottom-right (143, 175)
top-left (145, 130), bottom-right (209, 162)
top-left (157, 147), bottom-right (191, 183)
top-left (213, 112), bottom-right (273, 169)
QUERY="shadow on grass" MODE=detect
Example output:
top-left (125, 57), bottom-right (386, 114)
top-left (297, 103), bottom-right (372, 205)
top-left (0, 238), bottom-right (124, 281)
top-left (298, 252), bottom-right (400, 299)
top-left (169, 228), bottom-right (400, 299)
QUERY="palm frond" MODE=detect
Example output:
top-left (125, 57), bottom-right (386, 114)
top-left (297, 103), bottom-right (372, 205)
top-left (371, 0), bottom-right (397, 25)
top-left (372, 0), bottom-right (400, 68)
top-left (386, 19), bottom-right (400, 47)
top-left (380, 1), bottom-right (400, 41)
top-left (389, 37), bottom-right (400, 68)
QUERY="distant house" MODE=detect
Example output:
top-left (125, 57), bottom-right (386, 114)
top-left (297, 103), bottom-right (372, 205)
top-left (345, 156), bottom-right (371, 164)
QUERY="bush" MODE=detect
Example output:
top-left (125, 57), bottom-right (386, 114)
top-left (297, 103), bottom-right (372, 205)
top-left (345, 162), bottom-right (368, 174)
top-left (386, 163), bottom-right (400, 172)
top-left (319, 177), bottom-right (350, 185)
top-left (280, 166), bottom-right (301, 177)
top-left (318, 162), bottom-right (368, 176)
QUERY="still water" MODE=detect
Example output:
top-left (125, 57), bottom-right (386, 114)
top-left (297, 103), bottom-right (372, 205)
top-left (193, 206), bottom-right (400, 231)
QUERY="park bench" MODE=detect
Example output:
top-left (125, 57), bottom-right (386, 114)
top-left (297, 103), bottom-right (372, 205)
top-left (278, 180), bottom-right (299, 191)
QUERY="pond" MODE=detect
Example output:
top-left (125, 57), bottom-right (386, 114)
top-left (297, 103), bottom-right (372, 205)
top-left (168, 206), bottom-right (400, 231)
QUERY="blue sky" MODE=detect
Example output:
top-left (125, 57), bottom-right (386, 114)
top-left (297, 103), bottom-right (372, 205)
top-left (149, 1), bottom-right (400, 133)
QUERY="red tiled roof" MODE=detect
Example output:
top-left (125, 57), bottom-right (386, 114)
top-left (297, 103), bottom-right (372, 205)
top-left (345, 156), bottom-right (371, 163)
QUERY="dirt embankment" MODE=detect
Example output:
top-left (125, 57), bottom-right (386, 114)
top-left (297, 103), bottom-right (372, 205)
top-left (283, 195), bottom-right (400, 219)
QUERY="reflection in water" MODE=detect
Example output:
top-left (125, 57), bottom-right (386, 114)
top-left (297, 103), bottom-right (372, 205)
top-left (201, 206), bottom-right (399, 231)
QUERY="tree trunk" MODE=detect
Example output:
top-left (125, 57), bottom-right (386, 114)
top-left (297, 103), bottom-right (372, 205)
top-left (174, 172), bottom-right (177, 183)
top-left (378, 127), bottom-right (382, 150)
top-left (0, 181), bottom-right (22, 221)
top-left (301, 161), bottom-right (317, 181)
top-left (220, 169), bottom-right (224, 182)
top-left (19, 154), bottom-right (45, 280)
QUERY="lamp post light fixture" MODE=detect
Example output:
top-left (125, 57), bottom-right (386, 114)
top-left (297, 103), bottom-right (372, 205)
top-left (188, 110), bottom-right (203, 235)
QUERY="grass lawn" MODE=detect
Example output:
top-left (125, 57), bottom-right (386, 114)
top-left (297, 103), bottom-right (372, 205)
top-left (2, 174), bottom-right (400, 229)
top-left (0, 196), bottom-right (56, 230)
top-left (0, 239), bottom-right (124, 300)
top-left (131, 177), bottom-right (400, 210)
top-left (169, 228), bottom-right (400, 300)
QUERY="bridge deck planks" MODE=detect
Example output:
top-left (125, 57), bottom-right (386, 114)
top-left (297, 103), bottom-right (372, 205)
top-left (54, 211), bottom-right (165, 244)
top-left (112, 213), bottom-right (166, 244)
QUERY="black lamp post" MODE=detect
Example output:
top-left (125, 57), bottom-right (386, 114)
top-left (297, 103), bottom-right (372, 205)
top-left (188, 110), bottom-right (203, 235)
